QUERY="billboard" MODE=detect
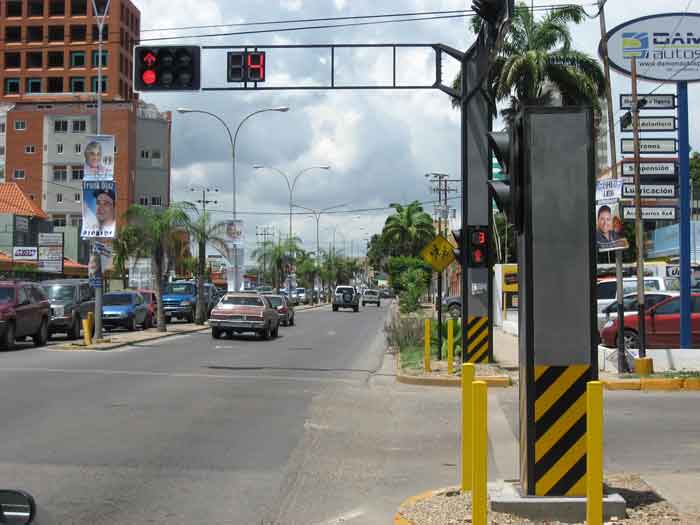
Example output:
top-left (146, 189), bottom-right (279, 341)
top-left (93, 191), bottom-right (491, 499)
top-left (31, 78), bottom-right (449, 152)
top-left (223, 219), bottom-right (244, 247)
top-left (83, 135), bottom-right (115, 180)
top-left (82, 180), bottom-right (116, 238)
top-left (38, 232), bottom-right (64, 274)
top-left (603, 13), bottom-right (700, 82)
top-left (12, 247), bottom-right (37, 261)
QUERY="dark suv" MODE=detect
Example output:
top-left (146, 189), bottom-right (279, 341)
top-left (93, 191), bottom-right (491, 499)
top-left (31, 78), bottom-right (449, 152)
top-left (332, 285), bottom-right (360, 312)
top-left (0, 281), bottom-right (50, 349)
top-left (41, 279), bottom-right (94, 339)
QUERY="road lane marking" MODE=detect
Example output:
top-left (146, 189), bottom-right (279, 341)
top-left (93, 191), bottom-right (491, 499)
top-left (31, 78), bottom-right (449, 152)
top-left (314, 509), bottom-right (365, 524)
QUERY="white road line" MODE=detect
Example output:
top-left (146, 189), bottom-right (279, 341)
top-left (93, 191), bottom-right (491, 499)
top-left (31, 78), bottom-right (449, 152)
top-left (314, 509), bottom-right (366, 524)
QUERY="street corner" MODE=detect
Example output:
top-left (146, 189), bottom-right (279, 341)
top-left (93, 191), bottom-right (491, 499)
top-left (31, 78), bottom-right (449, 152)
top-left (394, 487), bottom-right (456, 525)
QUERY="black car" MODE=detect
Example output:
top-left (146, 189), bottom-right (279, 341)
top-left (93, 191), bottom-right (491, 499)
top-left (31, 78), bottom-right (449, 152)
top-left (333, 286), bottom-right (360, 312)
top-left (42, 279), bottom-right (95, 339)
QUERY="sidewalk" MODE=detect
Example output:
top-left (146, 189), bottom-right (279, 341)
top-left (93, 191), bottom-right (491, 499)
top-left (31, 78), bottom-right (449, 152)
top-left (493, 328), bottom-right (519, 369)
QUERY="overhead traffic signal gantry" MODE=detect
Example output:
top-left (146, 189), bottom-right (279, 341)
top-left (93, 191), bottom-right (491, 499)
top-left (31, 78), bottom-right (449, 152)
top-left (134, 46), bottom-right (201, 92)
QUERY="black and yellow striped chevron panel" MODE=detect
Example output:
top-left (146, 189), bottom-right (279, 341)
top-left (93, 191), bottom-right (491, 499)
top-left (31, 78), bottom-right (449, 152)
top-left (465, 316), bottom-right (489, 363)
top-left (534, 364), bottom-right (592, 496)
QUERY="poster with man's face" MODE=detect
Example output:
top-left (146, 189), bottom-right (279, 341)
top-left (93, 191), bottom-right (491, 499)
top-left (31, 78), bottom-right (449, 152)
top-left (224, 219), bottom-right (244, 247)
top-left (596, 202), bottom-right (629, 252)
top-left (82, 180), bottom-right (116, 239)
top-left (83, 135), bottom-right (115, 181)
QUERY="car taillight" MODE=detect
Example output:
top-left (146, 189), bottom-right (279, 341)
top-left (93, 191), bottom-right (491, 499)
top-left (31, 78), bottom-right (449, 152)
top-left (277, 306), bottom-right (288, 313)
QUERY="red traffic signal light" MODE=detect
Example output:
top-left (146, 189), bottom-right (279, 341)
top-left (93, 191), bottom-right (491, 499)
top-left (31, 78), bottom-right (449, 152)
top-left (468, 226), bottom-right (489, 268)
top-left (134, 45), bottom-right (201, 92)
top-left (142, 70), bottom-right (157, 86)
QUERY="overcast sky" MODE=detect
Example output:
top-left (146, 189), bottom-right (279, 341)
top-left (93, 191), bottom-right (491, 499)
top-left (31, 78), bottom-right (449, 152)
top-left (131, 0), bottom-right (699, 262)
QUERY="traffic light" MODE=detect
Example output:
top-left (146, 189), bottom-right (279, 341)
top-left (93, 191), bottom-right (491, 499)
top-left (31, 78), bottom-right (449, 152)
top-left (487, 114), bottom-right (524, 231)
top-left (468, 226), bottom-right (489, 267)
top-left (227, 51), bottom-right (267, 83)
top-left (134, 46), bottom-right (201, 92)
top-left (452, 228), bottom-right (464, 267)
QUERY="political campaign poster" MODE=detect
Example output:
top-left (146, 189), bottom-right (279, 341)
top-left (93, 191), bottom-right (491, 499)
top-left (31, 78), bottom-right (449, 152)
top-left (83, 135), bottom-right (115, 180)
top-left (82, 180), bottom-right (116, 238)
top-left (596, 180), bottom-right (628, 252)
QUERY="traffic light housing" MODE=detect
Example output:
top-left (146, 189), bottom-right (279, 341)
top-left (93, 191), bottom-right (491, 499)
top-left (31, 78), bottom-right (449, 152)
top-left (488, 114), bottom-right (524, 231)
top-left (468, 226), bottom-right (489, 267)
top-left (134, 46), bottom-right (201, 92)
top-left (452, 228), bottom-right (464, 267)
top-left (472, 0), bottom-right (508, 25)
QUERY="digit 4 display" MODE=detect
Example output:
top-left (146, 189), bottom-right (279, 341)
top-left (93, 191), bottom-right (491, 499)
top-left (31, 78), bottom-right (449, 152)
top-left (227, 51), bottom-right (266, 83)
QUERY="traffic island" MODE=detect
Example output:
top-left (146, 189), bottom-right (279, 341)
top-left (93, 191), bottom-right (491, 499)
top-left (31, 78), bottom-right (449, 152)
top-left (395, 353), bottom-right (512, 388)
top-left (394, 474), bottom-right (696, 524)
top-left (600, 371), bottom-right (700, 391)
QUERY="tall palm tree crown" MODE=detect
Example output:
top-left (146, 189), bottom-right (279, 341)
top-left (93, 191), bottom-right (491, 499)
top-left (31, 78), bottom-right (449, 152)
top-left (383, 201), bottom-right (436, 256)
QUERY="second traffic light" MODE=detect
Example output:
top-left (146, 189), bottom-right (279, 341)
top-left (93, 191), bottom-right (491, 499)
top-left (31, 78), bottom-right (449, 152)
top-left (134, 46), bottom-right (201, 92)
top-left (488, 114), bottom-right (524, 231)
top-left (468, 226), bottom-right (489, 267)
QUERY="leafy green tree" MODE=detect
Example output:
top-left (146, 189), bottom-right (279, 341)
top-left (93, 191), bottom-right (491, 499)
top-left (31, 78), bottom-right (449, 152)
top-left (386, 256), bottom-right (432, 293)
top-left (690, 151), bottom-right (700, 187)
top-left (383, 201), bottom-right (436, 257)
top-left (122, 204), bottom-right (192, 331)
top-left (251, 237), bottom-right (303, 289)
top-left (112, 226), bottom-right (139, 289)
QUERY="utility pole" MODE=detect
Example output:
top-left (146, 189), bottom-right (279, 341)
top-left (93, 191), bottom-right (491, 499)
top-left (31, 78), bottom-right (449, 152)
top-left (631, 58), bottom-right (647, 358)
top-left (598, 0), bottom-right (629, 372)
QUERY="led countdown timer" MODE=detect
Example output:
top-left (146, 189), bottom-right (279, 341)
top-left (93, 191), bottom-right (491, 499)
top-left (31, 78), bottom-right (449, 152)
top-left (227, 52), bottom-right (266, 83)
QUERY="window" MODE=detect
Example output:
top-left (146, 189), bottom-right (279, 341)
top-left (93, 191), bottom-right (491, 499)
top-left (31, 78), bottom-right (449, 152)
top-left (70, 25), bottom-right (87, 42)
top-left (6, 1), bottom-right (22, 17)
top-left (74, 143), bottom-right (82, 154)
top-left (27, 78), bottom-right (42, 93)
top-left (53, 166), bottom-right (67, 181)
top-left (0, 167), bottom-right (5, 182)
top-left (74, 193), bottom-right (81, 203)
top-left (91, 50), bottom-right (108, 67)
top-left (13, 169), bottom-right (25, 180)
top-left (93, 0), bottom-right (109, 15)
top-left (54, 120), bottom-right (68, 133)
top-left (27, 26), bottom-right (44, 42)
top-left (151, 149), bottom-right (162, 160)
top-left (14, 120), bottom-right (26, 131)
top-left (91, 76), bottom-right (107, 93)
top-left (72, 120), bottom-right (86, 133)
top-left (25, 145), bottom-right (36, 154)
top-left (4, 52), bottom-right (21, 69)
top-left (70, 51), bottom-right (86, 67)
top-left (0, 146), bottom-right (4, 156)
top-left (71, 166), bottom-right (83, 180)
top-left (57, 144), bottom-right (64, 154)
top-left (27, 52), bottom-right (42, 68)
top-left (92, 24), bottom-right (108, 42)
top-left (70, 77), bottom-right (85, 93)
top-left (5, 27), bottom-right (22, 43)
top-left (151, 196), bottom-right (162, 207)
top-left (28, 0), bottom-right (44, 17)
top-left (4, 78), bottom-right (20, 95)
top-left (53, 215), bottom-right (66, 227)
top-left (140, 149), bottom-right (150, 159)
top-left (56, 193), bottom-right (63, 203)
top-left (30, 285), bottom-right (47, 304)
top-left (71, 215), bottom-right (82, 227)
top-left (71, 0), bottom-right (87, 15)
top-left (655, 298), bottom-right (680, 315)
top-left (17, 288), bottom-right (30, 306)
top-left (48, 51), bottom-right (64, 67)
top-left (0, 122), bottom-right (4, 133)
top-left (48, 26), bottom-right (65, 42)
top-left (139, 196), bottom-right (148, 205)
top-left (50, 0), bottom-right (65, 16)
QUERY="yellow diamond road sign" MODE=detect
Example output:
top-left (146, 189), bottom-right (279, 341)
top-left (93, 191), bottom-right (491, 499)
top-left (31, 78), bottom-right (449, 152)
top-left (420, 234), bottom-right (455, 272)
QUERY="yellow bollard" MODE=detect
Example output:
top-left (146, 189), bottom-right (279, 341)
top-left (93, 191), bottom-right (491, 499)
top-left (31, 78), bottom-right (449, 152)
top-left (82, 319), bottom-right (92, 346)
top-left (461, 363), bottom-right (476, 492)
top-left (87, 311), bottom-right (94, 333)
top-left (586, 381), bottom-right (604, 525)
top-left (635, 357), bottom-right (654, 376)
top-left (424, 318), bottom-right (431, 373)
top-left (472, 380), bottom-right (488, 525)
top-left (447, 319), bottom-right (454, 375)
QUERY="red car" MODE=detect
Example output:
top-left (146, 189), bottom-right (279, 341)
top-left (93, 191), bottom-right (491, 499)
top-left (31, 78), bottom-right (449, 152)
top-left (600, 293), bottom-right (700, 349)
top-left (0, 280), bottom-right (51, 349)
top-left (136, 289), bottom-right (156, 329)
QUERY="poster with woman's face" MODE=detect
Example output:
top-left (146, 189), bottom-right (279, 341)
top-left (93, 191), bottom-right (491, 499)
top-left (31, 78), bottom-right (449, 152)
top-left (596, 202), bottom-right (629, 252)
top-left (83, 135), bottom-right (115, 180)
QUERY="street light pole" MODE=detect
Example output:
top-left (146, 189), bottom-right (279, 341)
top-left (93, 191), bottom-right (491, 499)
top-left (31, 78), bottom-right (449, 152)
top-left (177, 107), bottom-right (289, 292)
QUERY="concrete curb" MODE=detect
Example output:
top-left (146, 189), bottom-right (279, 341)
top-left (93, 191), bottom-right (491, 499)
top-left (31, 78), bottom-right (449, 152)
top-left (394, 489), bottom-right (441, 525)
top-left (396, 372), bottom-right (512, 388)
top-left (602, 377), bottom-right (700, 391)
top-left (51, 326), bottom-right (209, 351)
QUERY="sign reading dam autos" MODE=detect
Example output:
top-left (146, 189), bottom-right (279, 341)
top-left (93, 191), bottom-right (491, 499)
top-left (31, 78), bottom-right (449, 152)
top-left (12, 247), bottom-right (37, 261)
top-left (604, 13), bottom-right (700, 82)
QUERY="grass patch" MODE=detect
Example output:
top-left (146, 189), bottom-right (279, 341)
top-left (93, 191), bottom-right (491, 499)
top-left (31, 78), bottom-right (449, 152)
top-left (400, 344), bottom-right (425, 370)
top-left (618, 370), bottom-right (700, 379)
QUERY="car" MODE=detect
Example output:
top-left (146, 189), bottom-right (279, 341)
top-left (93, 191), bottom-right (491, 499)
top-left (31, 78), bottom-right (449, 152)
top-left (209, 293), bottom-right (280, 339)
top-left (296, 287), bottom-right (308, 304)
top-left (442, 295), bottom-right (462, 318)
top-left (379, 288), bottom-right (395, 299)
top-left (101, 291), bottom-right (149, 331)
top-left (267, 294), bottom-right (295, 326)
top-left (41, 279), bottom-right (94, 339)
top-left (600, 293), bottom-right (700, 350)
top-left (161, 281), bottom-right (197, 323)
top-left (256, 285), bottom-right (274, 294)
top-left (596, 276), bottom-right (669, 316)
top-left (0, 281), bottom-right (50, 349)
top-left (362, 289), bottom-right (381, 307)
top-left (136, 289), bottom-right (157, 329)
top-left (597, 291), bottom-right (678, 332)
top-left (288, 289), bottom-right (299, 306)
top-left (333, 285), bottom-right (360, 312)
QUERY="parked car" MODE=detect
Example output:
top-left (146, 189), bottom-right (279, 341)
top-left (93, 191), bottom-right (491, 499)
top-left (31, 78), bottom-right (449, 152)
top-left (600, 293), bottom-right (700, 349)
top-left (102, 291), bottom-right (149, 332)
top-left (442, 295), bottom-right (462, 318)
top-left (362, 289), bottom-right (381, 307)
top-left (161, 281), bottom-right (211, 323)
top-left (209, 293), bottom-right (280, 339)
top-left (288, 289), bottom-right (299, 306)
top-left (333, 285), bottom-right (360, 312)
top-left (296, 287), bottom-right (309, 304)
top-left (0, 280), bottom-right (50, 349)
top-left (597, 291), bottom-right (677, 332)
top-left (379, 288), bottom-right (395, 299)
top-left (267, 294), bottom-right (295, 326)
top-left (41, 279), bottom-right (94, 339)
top-left (596, 276), bottom-right (668, 315)
top-left (136, 289), bottom-right (157, 328)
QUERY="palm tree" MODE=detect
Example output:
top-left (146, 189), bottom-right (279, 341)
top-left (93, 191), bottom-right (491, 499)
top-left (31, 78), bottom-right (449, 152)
top-left (186, 209), bottom-right (230, 325)
top-left (112, 226), bottom-right (139, 289)
top-left (383, 201), bottom-right (436, 256)
top-left (252, 237), bottom-right (303, 289)
top-left (123, 203), bottom-right (192, 332)
top-left (453, 3), bottom-right (605, 121)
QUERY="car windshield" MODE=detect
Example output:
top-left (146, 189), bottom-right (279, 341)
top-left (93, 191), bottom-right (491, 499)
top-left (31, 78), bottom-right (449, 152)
top-left (103, 294), bottom-right (133, 306)
top-left (365, 290), bottom-right (377, 296)
top-left (268, 297), bottom-right (283, 307)
top-left (42, 285), bottom-right (75, 302)
top-left (297, 288), bottom-right (305, 293)
top-left (221, 296), bottom-right (264, 306)
top-left (0, 287), bottom-right (14, 303)
top-left (165, 283), bottom-right (195, 295)
top-left (337, 287), bottom-right (354, 294)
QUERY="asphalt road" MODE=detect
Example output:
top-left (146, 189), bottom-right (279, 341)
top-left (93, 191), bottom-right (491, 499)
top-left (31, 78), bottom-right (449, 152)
top-left (0, 303), bottom-right (392, 524)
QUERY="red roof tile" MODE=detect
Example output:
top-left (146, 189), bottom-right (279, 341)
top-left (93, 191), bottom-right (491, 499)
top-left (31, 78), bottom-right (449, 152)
top-left (0, 183), bottom-right (48, 219)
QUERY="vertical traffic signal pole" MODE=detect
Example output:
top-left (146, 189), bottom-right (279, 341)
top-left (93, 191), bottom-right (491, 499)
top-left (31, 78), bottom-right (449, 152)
top-left (678, 80), bottom-right (691, 349)
top-left (460, 53), bottom-right (470, 362)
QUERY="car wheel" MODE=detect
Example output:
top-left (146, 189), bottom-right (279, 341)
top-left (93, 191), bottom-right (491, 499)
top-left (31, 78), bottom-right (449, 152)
top-left (128, 316), bottom-right (137, 332)
top-left (33, 318), bottom-right (49, 347)
top-left (362, 302), bottom-right (365, 307)
top-left (448, 305), bottom-right (461, 319)
top-left (212, 327), bottom-right (222, 339)
top-left (622, 330), bottom-right (639, 351)
top-left (165, 315), bottom-right (171, 324)
top-left (67, 315), bottom-right (81, 340)
top-left (332, 306), bottom-right (338, 312)
top-left (143, 314), bottom-right (152, 330)
top-left (290, 314), bottom-right (295, 326)
top-left (272, 324), bottom-right (279, 338)
top-left (1, 321), bottom-right (15, 350)
top-left (354, 306), bottom-right (359, 312)
top-left (377, 302), bottom-right (381, 307)
top-left (186, 312), bottom-right (195, 323)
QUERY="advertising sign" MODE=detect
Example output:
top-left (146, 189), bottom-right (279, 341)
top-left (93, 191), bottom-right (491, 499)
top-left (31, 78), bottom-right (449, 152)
top-left (128, 258), bottom-right (152, 289)
top-left (223, 219), bottom-right (244, 247)
top-left (620, 116), bottom-right (676, 132)
top-left (620, 138), bottom-right (677, 154)
top-left (38, 232), bottom-right (64, 273)
top-left (620, 93), bottom-right (676, 109)
top-left (83, 135), bottom-right (115, 180)
top-left (604, 13), bottom-right (700, 83)
top-left (622, 183), bottom-right (677, 198)
top-left (81, 180), bottom-right (116, 238)
top-left (596, 180), bottom-right (628, 252)
top-left (622, 205), bottom-right (677, 221)
top-left (622, 160), bottom-right (677, 177)
top-left (12, 247), bottom-right (37, 261)
top-left (596, 179), bottom-right (623, 202)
